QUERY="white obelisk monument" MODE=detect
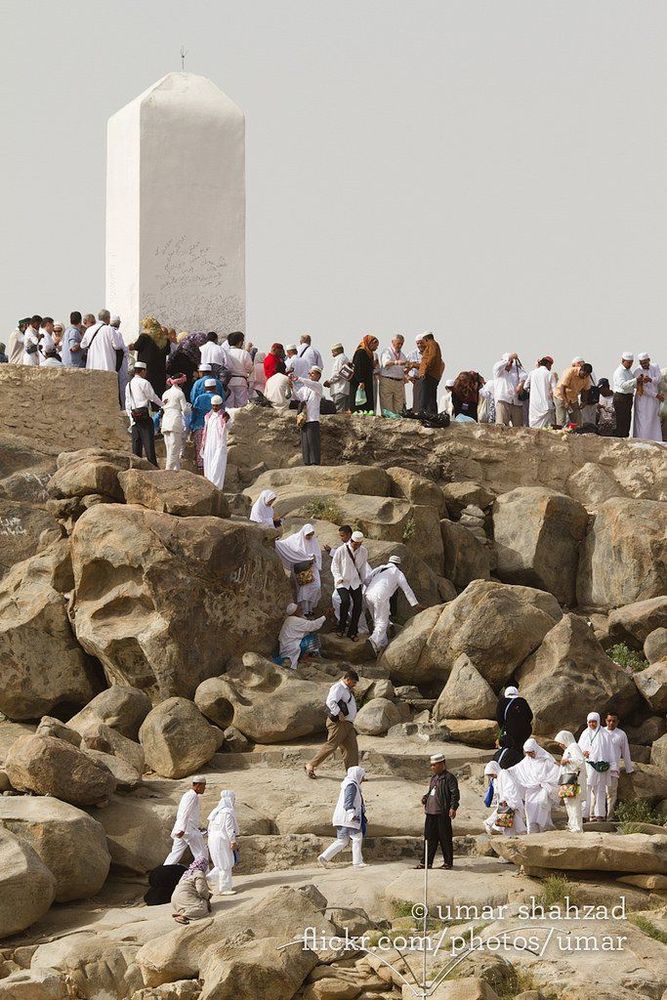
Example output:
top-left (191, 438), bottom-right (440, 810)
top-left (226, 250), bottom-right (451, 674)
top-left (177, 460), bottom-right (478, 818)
top-left (106, 73), bottom-right (245, 336)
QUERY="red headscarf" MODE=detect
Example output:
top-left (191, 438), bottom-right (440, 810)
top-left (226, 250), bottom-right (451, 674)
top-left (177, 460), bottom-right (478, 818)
top-left (358, 335), bottom-right (378, 359)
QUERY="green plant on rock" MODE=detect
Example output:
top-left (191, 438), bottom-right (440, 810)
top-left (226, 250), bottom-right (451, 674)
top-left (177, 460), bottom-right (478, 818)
top-left (303, 498), bottom-right (343, 523)
top-left (402, 516), bottom-right (416, 542)
top-left (538, 874), bottom-right (576, 909)
top-left (608, 642), bottom-right (649, 672)
top-left (615, 799), bottom-right (659, 834)
top-left (629, 914), bottom-right (667, 944)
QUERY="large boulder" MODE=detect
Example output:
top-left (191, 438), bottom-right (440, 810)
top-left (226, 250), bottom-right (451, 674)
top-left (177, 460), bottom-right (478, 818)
top-left (633, 662), bottom-right (667, 713)
top-left (0, 797), bottom-right (110, 902)
top-left (244, 464), bottom-right (392, 509)
top-left (387, 466), bottom-right (447, 514)
top-left (0, 548), bottom-right (100, 721)
top-left (651, 734), bottom-right (667, 770)
top-left (67, 686), bottom-right (152, 741)
top-left (607, 597), bottom-right (667, 649)
top-left (68, 718), bottom-right (145, 774)
top-left (30, 934), bottom-right (143, 1000)
top-left (491, 831), bottom-right (667, 874)
top-left (576, 498), bottom-right (667, 609)
top-left (69, 504), bottom-right (291, 701)
top-left (0, 829), bottom-right (56, 938)
top-left (644, 627), bottom-right (667, 664)
top-left (492, 487), bottom-right (588, 606)
top-left (139, 698), bottom-right (223, 779)
top-left (433, 654), bottom-right (497, 721)
top-left (354, 698), bottom-right (402, 736)
top-left (48, 447), bottom-right (152, 501)
top-left (199, 936), bottom-right (316, 1000)
top-left (90, 793), bottom-right (175, 874)
top-left (380, 581), bottom-right (562, 688)
top-left (515, 613), bottom-right (640, 734)
top-left (617, 764), bottom-right (667, 806)
top-left (0, 499), bottom-right (56, 581)
top-left (118, 469), bottom-right (230, 518)
top-left (195, 655), bottom-right (328, 744)
top-left (440, 521), bottom-right (491, 591)
top-left (441, 482), bottom-right (496, 519)
top-left (0, 968), bottom-right (68, 998)
top-left (5, 734), bottom-right (116, 807)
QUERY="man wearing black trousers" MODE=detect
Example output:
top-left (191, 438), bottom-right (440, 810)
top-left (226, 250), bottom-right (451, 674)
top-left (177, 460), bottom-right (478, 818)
top-left (415, 752), bottom-right (459, 870)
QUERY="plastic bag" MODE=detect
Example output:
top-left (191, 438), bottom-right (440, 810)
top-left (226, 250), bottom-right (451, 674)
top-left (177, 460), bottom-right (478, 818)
top-left (355, 384), bottom-right (367, 407)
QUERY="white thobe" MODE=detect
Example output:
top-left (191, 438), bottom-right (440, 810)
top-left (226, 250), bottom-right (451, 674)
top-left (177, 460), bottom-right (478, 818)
top-left (632, 364), bottom-right (663, 441)
top-left (524, 366), bottom-right (556, 428)
top-left (365, 564), bottom-right (418, 652)
top-left (492, 359), bottom-right (527, 404)
top-left (162, 385), bottom-right (191, 471)
top-left (264, 373), bottom-right (292, 409)
top-left (81, 322), bottom-right (124, 372)
top-left (605, 726), bottom-right (634, 819)
top-left (207, 804), bottom-right (239, 892)
top-left (165, 789), bottom-right (207, 865)
top-left (558, 744), bottom-right (587, 833)
top-left (22, 331), bottom-right (41, 365)
top-left (199, 340), bottom-right (226, 368)
top-left (513, 752), bottom-right (559, 833)
top-left (202, 410), bottom-right (230, 490)
top-left (484, 766), bottom-right (527, 837)
top-left (7, 329), bottom-right (24, 364)
top-left (278, 613), bottom-right (326, 668)
top-left (578, 726), bottom-right (617, 819)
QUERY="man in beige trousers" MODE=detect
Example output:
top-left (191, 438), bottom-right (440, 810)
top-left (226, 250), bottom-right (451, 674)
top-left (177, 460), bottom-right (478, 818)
top-left (305, 670), bottom-right (359, 778)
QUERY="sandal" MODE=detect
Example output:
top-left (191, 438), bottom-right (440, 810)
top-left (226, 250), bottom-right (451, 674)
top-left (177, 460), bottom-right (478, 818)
top-left (172, 915), bottom-right (190, 925)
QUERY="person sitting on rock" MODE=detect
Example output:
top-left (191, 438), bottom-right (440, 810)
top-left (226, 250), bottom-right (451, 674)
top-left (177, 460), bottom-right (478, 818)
top-left (318, 766), bottom-right (368, 870)
top-left (164, 776), bottom-right (208, 866)
top-left (554, 730), bottom-right (587, 833)
top-left (278, 602), bottom-right (326, 670)
top-left (207, 790), bottom-right (239, 895)
top-left (171, 858), bottom-right (212, 925)
top-left (513, 739), bottom-right (560, 834)
top-left (305, 670), bottom-right (360, 778)
top-left (415, 752), bottom-right (460, 869)
top-left (494, 685), bottom-right (533, 769)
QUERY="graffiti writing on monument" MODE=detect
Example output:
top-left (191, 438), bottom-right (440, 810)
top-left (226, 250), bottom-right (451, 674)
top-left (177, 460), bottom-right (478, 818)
top-left (144, 236), bottom-right (243, 331)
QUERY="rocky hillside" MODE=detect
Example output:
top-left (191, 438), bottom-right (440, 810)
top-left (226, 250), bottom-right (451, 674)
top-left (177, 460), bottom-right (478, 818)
top-left (0, 368), bottom-right (665, 1000)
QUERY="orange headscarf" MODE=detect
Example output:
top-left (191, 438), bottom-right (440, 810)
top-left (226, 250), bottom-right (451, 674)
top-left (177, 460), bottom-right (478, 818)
top-left (358, 335), bottom-right (377, 358)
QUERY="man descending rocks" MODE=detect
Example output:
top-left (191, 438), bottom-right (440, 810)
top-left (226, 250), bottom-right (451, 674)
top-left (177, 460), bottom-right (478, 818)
top-left (164, 776), bottom-right (208, 866)
top-left (331, 530), bottom-right (370, 641)
top-left (305, 670), bottom-right (359, 778)
top-left (365, 555), bottom-right (420, 656)
top-left (415, 752), bottom-right (460, 870)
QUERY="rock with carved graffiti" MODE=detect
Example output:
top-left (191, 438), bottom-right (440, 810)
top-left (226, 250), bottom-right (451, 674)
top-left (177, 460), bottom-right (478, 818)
top-left (69, 504), bottom-right (291, 702)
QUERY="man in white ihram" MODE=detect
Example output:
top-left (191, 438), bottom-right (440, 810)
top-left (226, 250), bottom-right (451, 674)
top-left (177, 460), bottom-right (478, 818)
top-left (365, 555), bottom-right (420, 655)
top-left (164, 776), bottom-right (208, 865)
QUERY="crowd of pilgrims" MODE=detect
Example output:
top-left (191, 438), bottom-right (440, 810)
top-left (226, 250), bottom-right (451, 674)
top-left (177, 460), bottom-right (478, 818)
top-left (151, 688), bottom-right (634, 923)
top-left (4, 318), bottom-right (666, 464)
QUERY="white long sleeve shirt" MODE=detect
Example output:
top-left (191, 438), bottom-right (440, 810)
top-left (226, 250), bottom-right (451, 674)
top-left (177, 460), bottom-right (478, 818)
top-left (170, 789), bottom-right (201, 837)
top-left (365, 564), bottom-right (418, 607)
top-left (199, 340), bottom-right (227, 367)
top-left (326, 680), bottom-right (358, 722)
top-left (605, 727), bottom-right (634, 773)
top-left (612, 364), bottom-right (637, 394)
top-left (81, 322), bottom-right (125, 372)
top-left (125, 376), bottom-right (163, 425)
top-left (292, 377), bottom-right (323, 422)
top-left (331, 543), bottom-right (370, 589)
top-left (328, 353), bottom-right (351, 395)
top-left (297, 344), bottom-right (323, 370)
top-left (492, 358), bottom-right (527, 404)
top-left (161, 384), bottom-right (191, 432)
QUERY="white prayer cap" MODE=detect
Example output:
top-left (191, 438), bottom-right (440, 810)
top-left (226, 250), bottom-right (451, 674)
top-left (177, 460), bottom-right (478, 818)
top-left (211, 395), bottom-right (223, 405)
top-left (415, 333), bottom-right (427, 343)
top-left (572, 356), bottom-right (584, 364)
top-left (621, 352), bottom-right (634, 361)
top-left (191, 775), bottom-right (207, 784)
top-left (286, 344), bottom-right (297, 352)
top-left (388, 555), bottom-right (401, 564)
top-left (351, 531), bottom-right (364, 542)
top-left (637, 352), bottom-right (650, 361)
top-left (421, 330), bottom-right (432, 338)
top-left (586, 711), bottom-right (600, 725)
top-left (134, 361), bottom-right (147, 370)
top-left (501, 352), bottom-right (510, 362)
top-left (309, 366), bottom-right (322, 374)
top-left (199, 363), bottom-right (212, 371)
top-left (504, 685), bottom-right (519, 698)
top-left (286, 602), bottom-right (298, 615)
top-left (445, 380), bottom-right (455, 389)
top-left (331, 342), bottom-right (343, 351)
top-left (204, 378), bottom-right (216, 387)
top-left (430, 752), bottom-right (446, 764)
top-left (110, 315), bottom-right (121, 325)
top-left (484, 761), bottom-right (500, 776)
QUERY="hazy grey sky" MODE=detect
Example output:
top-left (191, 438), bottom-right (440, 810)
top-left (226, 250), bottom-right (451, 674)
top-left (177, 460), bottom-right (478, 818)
top-left (2, 0), bottom-right (666, 377)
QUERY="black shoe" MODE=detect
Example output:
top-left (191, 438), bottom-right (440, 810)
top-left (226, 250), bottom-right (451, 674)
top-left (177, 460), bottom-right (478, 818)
top-left (439, 863), bottom-right (453, 870)
top-left (413, 863), bottom-right (432, 869)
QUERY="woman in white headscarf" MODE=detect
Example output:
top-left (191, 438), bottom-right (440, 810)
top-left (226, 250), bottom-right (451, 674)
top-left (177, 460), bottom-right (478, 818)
top-left (578, 712), bottom-right (617, 821)
top-left (318, 766), bottom-right (368, 869)
top-left (250, 490), bottom-right (279, 526)
top-left (207, 790), bottom-right (239, 894)
top-left (554, 731), bottom-right (587, 833)
top-left (275, 523), bottom-right (322, 614)
top-left (483, 761), bottom-right (527, 837)
top-left (278, 603), bottom-right (326, 669)
top-left (513, 738), bottom-right (559, 834)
